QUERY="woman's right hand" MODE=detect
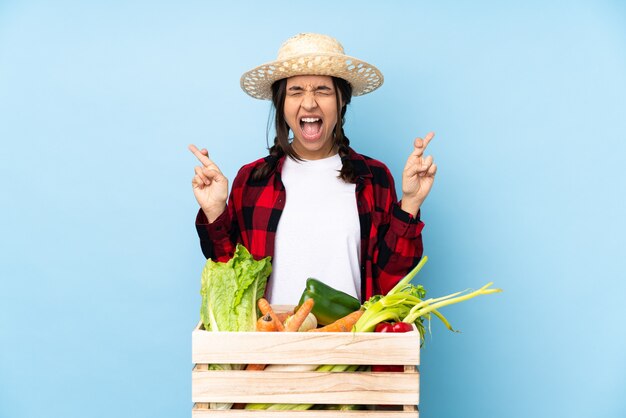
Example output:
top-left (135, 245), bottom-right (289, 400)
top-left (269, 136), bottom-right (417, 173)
top-left (188, 144), bottom-right (229, 223)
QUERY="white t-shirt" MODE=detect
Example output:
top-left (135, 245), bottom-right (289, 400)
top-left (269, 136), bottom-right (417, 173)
top-left (266, 154), bottom-right (361, 305)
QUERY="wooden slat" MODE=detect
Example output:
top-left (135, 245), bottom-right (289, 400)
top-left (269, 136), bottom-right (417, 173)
top-left (192, 370), bottom-right (419, 405)
top-left (192, 408), bottom-right (418, 417)
top-left (194, 363), bottom-right (210, 410)
top-left (192, 323), bottom-right (420, 365)
top-left (403, 365), bottom-right (419, 409)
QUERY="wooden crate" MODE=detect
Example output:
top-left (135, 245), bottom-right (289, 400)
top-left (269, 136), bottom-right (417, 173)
top-left (192, 310), bottom-right (420, 417)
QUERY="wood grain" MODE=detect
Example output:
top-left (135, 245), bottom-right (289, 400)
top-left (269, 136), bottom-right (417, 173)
top-left (192, 369), bottom-right (419, 405)
top-left (192, 305), bottom-right (421, 416)
top-left (194, 363), bottom-right (209, 410)
top-left (192, 322), bottom-right (420, 366)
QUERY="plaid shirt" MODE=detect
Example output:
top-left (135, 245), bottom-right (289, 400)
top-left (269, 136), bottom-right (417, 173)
top-left (195, 147), bottom-right (424, 301)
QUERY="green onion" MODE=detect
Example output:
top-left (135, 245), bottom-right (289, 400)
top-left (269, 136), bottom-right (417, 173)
top-left (353, 256), bottom-right (502, 339)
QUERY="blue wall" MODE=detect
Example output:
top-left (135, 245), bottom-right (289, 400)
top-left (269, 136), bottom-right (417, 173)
top-left (1, 1), bottom-right (625, 417)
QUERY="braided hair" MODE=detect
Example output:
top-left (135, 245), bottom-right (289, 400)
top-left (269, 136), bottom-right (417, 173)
top-left (251, 76), bottom-right (355, 183)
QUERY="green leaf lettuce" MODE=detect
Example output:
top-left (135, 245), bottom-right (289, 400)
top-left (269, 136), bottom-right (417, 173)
top-left (200, 244), bottom-right (272, 332)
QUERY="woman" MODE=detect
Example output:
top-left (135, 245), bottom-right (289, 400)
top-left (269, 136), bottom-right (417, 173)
top-left (189, 33), bottom-right (436, 304)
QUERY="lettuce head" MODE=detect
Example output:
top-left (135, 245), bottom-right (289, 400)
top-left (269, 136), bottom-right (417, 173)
top-left (200, 244), bottom-right (271, 332)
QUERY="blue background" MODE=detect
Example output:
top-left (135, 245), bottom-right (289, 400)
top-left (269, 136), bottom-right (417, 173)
top-left (1, 1), bottom-right (625, 417)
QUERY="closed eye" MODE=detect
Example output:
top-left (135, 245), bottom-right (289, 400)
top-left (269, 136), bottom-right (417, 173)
top-left (315, 86), bottom-right (334, 95)
top-left (287, 86), bottom-right (334, 96)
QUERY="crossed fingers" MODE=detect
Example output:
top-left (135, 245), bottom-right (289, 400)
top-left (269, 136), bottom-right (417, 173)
top-left (188, 144), bottom-right (223, 186)
top-left (406, 132), bottom-right (437, 177)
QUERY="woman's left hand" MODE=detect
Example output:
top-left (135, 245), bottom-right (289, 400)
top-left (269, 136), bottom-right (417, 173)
top-left (401, 132), bottom-right (437, 217)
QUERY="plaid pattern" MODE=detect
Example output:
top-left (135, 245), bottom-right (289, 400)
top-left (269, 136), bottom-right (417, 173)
top-left (195, 147), bottom-right (424, 301)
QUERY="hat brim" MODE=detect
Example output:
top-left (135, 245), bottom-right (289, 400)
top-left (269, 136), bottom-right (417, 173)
top-left (240, 52), bottom-right (384, 100)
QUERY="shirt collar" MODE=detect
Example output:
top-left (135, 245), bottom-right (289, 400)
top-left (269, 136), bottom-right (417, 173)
top-left (346, 147), bottom-right (374, 179)
top-left (270, 146), bottom-right (374, 179)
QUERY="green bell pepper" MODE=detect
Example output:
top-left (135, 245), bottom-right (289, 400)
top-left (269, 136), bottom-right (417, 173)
top-left (296, 278), bottom-right (362, 326)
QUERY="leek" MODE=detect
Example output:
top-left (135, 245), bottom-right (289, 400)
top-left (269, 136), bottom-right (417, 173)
top-left (353, 256), bottom-right (502, 340)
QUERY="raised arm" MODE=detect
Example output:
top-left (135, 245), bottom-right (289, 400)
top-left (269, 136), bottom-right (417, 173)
top-left (189, 144), bottom-right (228, 223)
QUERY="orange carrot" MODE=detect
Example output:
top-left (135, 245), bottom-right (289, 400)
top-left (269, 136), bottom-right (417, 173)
top-left (285, 298), bottom-right (315, 332)
top-left (248, 312), bottom-right (277, 372)
top-left (257, 298), bottom-right (285, 331)
top-left (256, 313), bottom-right (277, 332)
top-left (307, 310), bottom-right (364, 332)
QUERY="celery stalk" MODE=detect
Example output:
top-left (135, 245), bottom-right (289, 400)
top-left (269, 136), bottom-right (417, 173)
top-left (354, 254), bottom-right (502, 337)
top-left (405, 284), bottom-right (502, 323)
top-left (388, 255), bottom-right (429, 295)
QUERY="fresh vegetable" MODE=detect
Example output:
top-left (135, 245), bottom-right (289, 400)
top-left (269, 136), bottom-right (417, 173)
top-left (400, 281), bottom-right (501, 327)
top-left (199, 244), bottom-right (271, 410)
top-left (262, 364), bottom-right (318, 372)
top-left (316, 404), bottom-right (364, 411)
top-left (248, 305), bottom-right (283, 372)
top-left (284, 312), bottom-right (317, 332)
top-left (375, 322), bottom-right (414, 333)
top-left (284, 298), bottom-right (315, 332)
top-left (307, 310), bottom-right (364, 332)
top-left (296, 278), bottom-right (361, 325)
top-left (200, 244), bottom-right (272, 332)
top-left (256, 313), bottom-right (277, 332)
top-left (353, 256), bottom-right (503, 343)
top-left (257, 298), bottom-right (285, 331)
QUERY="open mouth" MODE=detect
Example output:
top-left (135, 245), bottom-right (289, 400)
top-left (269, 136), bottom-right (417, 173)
top-left (299, 117), bottom-right (323, 141)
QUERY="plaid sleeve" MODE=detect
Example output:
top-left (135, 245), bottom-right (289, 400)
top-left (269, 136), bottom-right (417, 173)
top-left (369, 164), bottom-right (425, 295)
top-left (194, 164), bottom-right (254, 262)
top-left (195, 206), bottom-right (238, 262)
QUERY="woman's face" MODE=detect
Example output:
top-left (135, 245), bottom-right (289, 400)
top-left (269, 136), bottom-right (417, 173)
top-left (284, 75), bottom-right (339, 160)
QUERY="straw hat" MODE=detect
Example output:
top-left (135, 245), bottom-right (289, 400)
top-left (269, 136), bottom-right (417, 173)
top-left (240, 33), bottom-right (384, 100)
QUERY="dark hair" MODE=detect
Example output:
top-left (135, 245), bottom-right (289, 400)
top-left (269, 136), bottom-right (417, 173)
top-left (251, 76), bottom-right (355, 182)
